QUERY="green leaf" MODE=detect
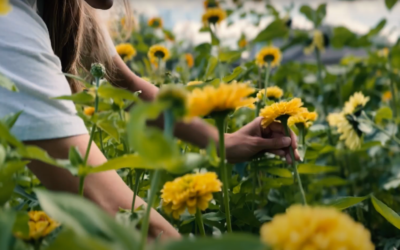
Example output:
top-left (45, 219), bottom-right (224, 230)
top-left (375, 106), bottom-right (393, 123)
top-left (298, 164), bottom-right (339, 174)
top-left (0, 210), bottom-right (16, 250)
top-left (265, 167), bottom-right (292, 178)
top-left (326, 196), bottom-right (368, 210)
top-left (253, 19), bottom-right (288, 43)
top-left (1, 111), bottom-right (23, 129)
top-left (0, 161), bottom-right (29, 205)
top-left (310, 177), bottom-right (348, 187)
top-left (35, 189), bottom-right (140, 248)
top-left (0, 122), bottom-right (24, 149)
top-left (18, 146), bottom-right (63, 167)
top-left (54, 92), bottom-right (94, 104)
top-left (360, 141), bottom-right (382, 151)
top-left (206, 140), bottom-right (220, 167)
top-left (12, 211), bottom-right (29, 239)
top-left (385, 0), bottom-right (398, 10)
top-left (97, 120), bottom-right (120, 143)
top-left (205, 56), bottom-right (218, 80)
top-left (368, 19), bottom-right (387, 37)
top-left (161, 233), bottom-right (264, 250)
top-left (0, 73), bottom-right (18, 92)
top-left (315, 4), bottom-right (327, 26)
top-left (98, 83), bottom-right (140, 101)
top-left (332, 26), bottom-right (357, 48)
top-left (299, 4), bottom-right (326, 27)
top-left (211, 30), bottom-right (220, 46)
top-left (64, 73), bottom-right (92, 88)
top-left (47, 229), bottom-right (114, 250)
top-left (371, 195), bottom-right (400, 229)
top-left (202, 211), bottom-right (225, 221)
top-left (69, 147), bottom-right (83, 167)
top-left (169, 153), bottom-right (208, 174)
top-left (223, 66), bottom-right (244, 82)
top-left (218, 51), bottom-right (242, 63)
top-left (266, 4), bottom-right (280, 18)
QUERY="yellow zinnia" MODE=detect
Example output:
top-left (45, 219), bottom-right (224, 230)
top-left (202, 8), bottom-right (226, 26)
top-left (260, 205), bottom-right (374, 250)
top-left (256, 86), bottom-right (284, 101)
top-left (15, 211), bottom-right (60, 241)
top-left (343, 92), bottom-right (370, 115)
top-left (256, 46), bottom-right (282, 68)
top-left (83, 107), bottom-right (95, 116)
top-left (187, 82), bottom-right (256, 118)
top-left (382, 91), bottom-right (392, 102)
top-left (304, 30), bottom-right (326, 55)
top-left (259, 98), bottom-right (304, 128)
top-left (288, 110), bottom-right (318, 128)
top-left (161, 172), bottom-right (222, 219)
top-left (148, 45), bottom-right (170, 66)
top-left (327, 112), bottom-right (363, 150)
top-left (148, 17), bottom-right (163, 29)
top-left (115, 43), bottom-right (136, 62)
top-left (185, 53), bottom-right (194, 68)
top-left (204, 0), bottom-right (219, 9)
top-left (0, 0), bottom-right (12, 15)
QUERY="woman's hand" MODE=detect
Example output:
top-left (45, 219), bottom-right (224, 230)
top-left (225, 117), bottom-right (300, 164)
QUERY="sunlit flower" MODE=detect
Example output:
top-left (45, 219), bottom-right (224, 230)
top-left (161, 172), bottom-right (222, 219)
top-left (148, 45), bottom-right (170, 66)
top-left (83, 107), bottom-right (95, 116)
top-left (256, 86), bottom-right (284, 101)
top-left (343, 92), bottom-right (370, 115)
top-left (304, 30), bottom-right (327, 55)
top-left (157, 85), bottom-right (188, 118)
top-left (260, 205), bottom-right (374, 250)
top-left (382, 91), bottom-right (392, 102)
top-left (327, 112), bottom-right (363, 150)
top-left (187, 82), bottom-right (256, 118)
top-left (187, 81), bottom-right (204, 86)
top-left (259, 98), bottom-right (304, 128)
top-left (148, 17), bottom-right (163, 28)
top-left (377, 47), bottom-right (389, 58)
top-left (256, 46), bottom-right (282, 68)
top-left (288, 110), bottom-right (318, 128)
top-left (115, 43), bottom-right (136, 62)
top-left (0, 0), bottom-right (12, 15)
top-left (185, 53), bottom-right (194, 68)
top-left (204, 0), bottom-right (219, 9)
top-left (202, 8), bottom-right (226, 26)
top-left (15, 211), bottom-right (60, 241)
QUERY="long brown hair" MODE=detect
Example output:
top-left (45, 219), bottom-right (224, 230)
top-left (42, 0), bottom-right (130, 93)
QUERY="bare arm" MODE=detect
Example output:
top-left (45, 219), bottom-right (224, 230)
top-left (26, 135), bottom-right (180, 240)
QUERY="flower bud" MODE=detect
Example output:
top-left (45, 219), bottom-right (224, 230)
top-left (90, 63), bottom-right (106, 79)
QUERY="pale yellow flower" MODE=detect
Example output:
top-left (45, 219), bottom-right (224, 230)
top-left (327, 112), bottom-right (363, 150)
top-left (187, 81), bottom-right (204, 86)
top-left (161, 172), bottom-right (222, 219)
top-left (261, 205), bottom-right (374, 250)
top-left (343, 92), bottom-right (370, 115)
top-left (288, 110), bottom-right (318, 128)
top-left (202, 8), bottom-right (226, 26)
top-left (256, 86), bottom-right (284, 101)
top-left (259, 98), bottom-right (304, 128)
top-left (115, 43), bottom-right (136, 62)
top-left (148, 45), bottom-right (170, 66)
top-left (256, 46), bottom-right (282, 68)
top-left (304, 30), bottom-right (326, 55)
top-left (15, 211), bottom-right (60, 241)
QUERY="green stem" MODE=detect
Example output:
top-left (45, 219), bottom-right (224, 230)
top-left (263, 63), bottom-right (271, 104)
top-left (282, 119), bottom-right (307, 205)
top-left (132, 170), bottom-right (142, 214)
top-left (215, 115), bottom-right (232, 233)
top-left (99, 129), bottom-right (105, 155)
top-left (195, 208), bottom-right (206, 236)
top-left (251, 162), bottom-right (257, 211)
top-left (33, 240), bottom-right (41, 250)
top-left (388, 60), bottom-right (398, 119)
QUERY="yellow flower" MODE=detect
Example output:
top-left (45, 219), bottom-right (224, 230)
top-left (0, 0), bottom-right (12, 15)
top-left (204, 0), bottom-right (219, 9)
top-left (327, 112), bottom-right (363, 150)
top-left (238, 38), bottom-right (247, 48)
top-left (185, 53), bottom-right (194, 68)
top-left (187, 82), bottom-right (256, 118)
top-left (256, 86), bottom-right (284, 101)
top-left (288, 110), bottom-right (318, 128)
top-left (260, 205), bottom-right (374, 250)
top-left (84, 107), bottom-right (95, 116)
top-left (259, 98), bottom-right (304, 128)
top-left (382, 91), bottom-right (392, 102)
top-left (148, 17), bottom-right (163, 29)
top-left (377, 47), bottom-right (389, 58)
top-left (187, 81), bottom-right (203, 86)
top-left (202, 8), bottom-right (226, 26)
top-left (256, 46), bottom-right (282, 68)
top-left (115, 43), bottom-right (137, 62)
top-left (343, 92), bottom-right (370, 115)
top-left (161, 172), bottom-right (222, 219)
top-left (15, 211), bottom-right (60, 241)
top-left (148, 45), bottom-right (170, 66)
top-left (304, 30), bottom-right (326, 55)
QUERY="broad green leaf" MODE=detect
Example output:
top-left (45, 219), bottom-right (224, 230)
top-left (0, 145), bottom-right (5, 165)
top-left (218, 51), bottom-right (242, 63)
top-left (161, 233), bottom-right (264, 250)
top-left (202, 211), bottom-right (225, 221)
top-left (315, 4), bottom-right (327, 26)
top-left (368, 19), bottom-right (386, 37)
top-left (54, 92), bottom-right (94, 104)
top-left (97, 120), bottom-right (120, 143)
top-left (371, 195), bottom-right (400, 229)
top-left (360, 141), bottom-right (382, 151)
top-left (47, 229), bottom-right (114, 250)
top-left (0, 210), bottom-right (16, 250)
top-left (265, 167), bottom-right (292, 178)
top-left (385, 0), bottom-right (398, 10)
top-left (169, 153), bottom-right (208, 174)
top-left (64, 73), bottom-right (92, 88)
top-left (332, 26), bottom-right (357, 48)
top-left (205, 56), bottom-right (218, 79)
top-left (98, 83), bottom-right (140, 101)
top-left (299, 4), bottom-right (326, 27)
top-left (18, 146), bottom-right (63, 167)
top-left (266, 4), bottom-right (280, 18)
top-left (262, 177), bottom-right (293, 188)
top-left (253, 19), bottom-right (288, 42)
top-left (211, 30), bottom-right (220, 46)
top-left (223, 66), bottom-right (244, 82)
top-left (0, 161), bottom-right (29, 205)
top-left (0, 73), bottom-right (18, 92)
top-left (326, 196), bottom-right (368, 210)
top-left (12, 211), bottom-right (29, 239)
top-left (206, 140), bottom-right (220, 167)
top-left (0, 122), bottom-right (24, 148)
top-left (1, 111), bottom-right (23, 129)
top-left (310, 177), bottom-right (348, 187)
top-left (35, 189), bottom-right (140, 248)
top-left (68, 147), bottom-right (83, 167)
top-left (375, 106), bottom-right (393, 123)
top-left (298, 164), bottom-right (339, 174)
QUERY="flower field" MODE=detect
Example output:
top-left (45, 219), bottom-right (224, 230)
top-left (3, 0), bottom-right (400, 249)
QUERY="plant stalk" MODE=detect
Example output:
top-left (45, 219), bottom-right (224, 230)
top-left (263, 63), bottom-right (271, 104)
top-left (195, 208), bottom-right (206, 236)
top-left (131, 170), bottom-right (143, 214)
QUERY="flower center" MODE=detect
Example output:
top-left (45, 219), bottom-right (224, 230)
top-left (208, 16), bottom-right (220, 24)
top-left (345, 114), bottom-right (363, 137)
top-left (263, 54), bottom-right (275, 63)
top-left (155, 51), bottom-right (165, 59)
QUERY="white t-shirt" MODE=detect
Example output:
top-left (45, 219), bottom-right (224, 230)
top-left (0, 0), bottom-right (115, 141)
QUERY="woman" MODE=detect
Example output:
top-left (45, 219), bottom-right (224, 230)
top-left (0, 0), bottom-right (298, 240)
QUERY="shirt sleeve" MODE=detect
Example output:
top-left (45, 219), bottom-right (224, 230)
top-left (0, 0), bottom-right (88, 141)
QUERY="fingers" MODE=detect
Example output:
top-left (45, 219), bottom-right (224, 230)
top-left (267, 149), bottom-right (286, 157)
top-left (254, 137), bottom-right (291, 151)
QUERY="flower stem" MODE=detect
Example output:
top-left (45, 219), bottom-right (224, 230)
top-left (282, 118), bottom-right (307, 205)
top-left (131, 170), bottom-right (143, 214)
top-left (195, 208), bottom-right (206, 236)
top-left (33, 240), bottom-right (41, 250)
top-left (215, 115), bottom-right (232, 233)
top-left (263, 63), bottom-right (271, 104)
